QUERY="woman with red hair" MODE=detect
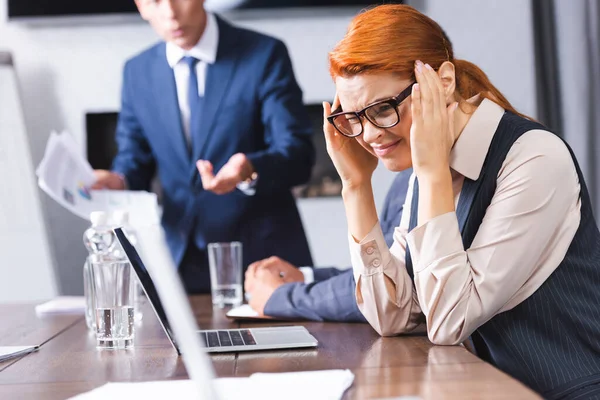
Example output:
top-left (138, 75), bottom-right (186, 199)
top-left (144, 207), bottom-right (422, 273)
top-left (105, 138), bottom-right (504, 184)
top-left (325, 4), bottom-right (600, 399)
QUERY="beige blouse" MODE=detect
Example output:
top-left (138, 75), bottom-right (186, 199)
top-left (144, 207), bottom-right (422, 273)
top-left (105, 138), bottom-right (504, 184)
top-left (349, 98), bottom-right (582, 344)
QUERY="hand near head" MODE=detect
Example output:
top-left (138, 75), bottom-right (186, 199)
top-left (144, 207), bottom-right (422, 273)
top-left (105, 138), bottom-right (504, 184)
top-left (323, 96), bottom-right (379, 189)
top-left (244, 256), bottom-right (304, 315)
top-left (410, 60), bottom-right (457, 179)
top-left (91, 170), bottom-right (126, 190)
top-left (196, 153), bottom-right (255, 195)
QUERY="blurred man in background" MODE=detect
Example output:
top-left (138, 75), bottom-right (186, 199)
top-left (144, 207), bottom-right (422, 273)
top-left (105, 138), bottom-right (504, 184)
top-left (93, 0), bottom-right (315, 294)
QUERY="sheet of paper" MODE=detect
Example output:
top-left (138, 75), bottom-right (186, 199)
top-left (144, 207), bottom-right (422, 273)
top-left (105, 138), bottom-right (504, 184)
top-left (35, 296), bottom-right (86, 315)
top-left (36, 131), bottom-right (160, 227)
top-left (0, 346), bottom-right (39, 362)
top-left (226, 304), bottom-right (259, 318)
top-left (246, 369), bottom-right (355, 400)
top-left (36, 131), bottom-right (96, 219)
top-left (83, 190), bottom-right (160, 228)
top-left (68, 369), bottom-right (355, 400)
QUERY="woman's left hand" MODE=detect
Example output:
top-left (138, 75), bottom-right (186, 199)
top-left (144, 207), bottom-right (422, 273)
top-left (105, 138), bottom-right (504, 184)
top-left (410, 60), bottom-right (457, 180)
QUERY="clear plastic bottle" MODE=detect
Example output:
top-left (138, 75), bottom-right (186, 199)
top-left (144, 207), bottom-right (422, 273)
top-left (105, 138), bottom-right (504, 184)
top-left (111, 210), bottom-right (144, 322)
top-left (83, 211), bottom-right (116, 331)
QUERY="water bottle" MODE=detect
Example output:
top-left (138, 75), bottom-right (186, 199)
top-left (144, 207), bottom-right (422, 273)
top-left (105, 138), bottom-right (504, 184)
top-left (111, 210), bottom-right (144, 322)
top-left (83, 211), bottom-right (116, 331)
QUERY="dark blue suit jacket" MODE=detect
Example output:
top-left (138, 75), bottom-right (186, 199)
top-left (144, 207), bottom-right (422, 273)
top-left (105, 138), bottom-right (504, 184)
top-left (263, 170), bottom-right (412, 322)
top-left (112, 17), bottom-right (315, 270)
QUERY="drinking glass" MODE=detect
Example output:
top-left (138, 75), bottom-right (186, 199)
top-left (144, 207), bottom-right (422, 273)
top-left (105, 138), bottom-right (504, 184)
top-left (207, 242), bottom-right (243, 308)
top-left (89, 258), bottom-right (135, 349)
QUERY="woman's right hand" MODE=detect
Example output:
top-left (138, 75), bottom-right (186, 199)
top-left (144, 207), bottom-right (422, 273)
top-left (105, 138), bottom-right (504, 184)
top-left (323, 96), bottom-right (379, 189)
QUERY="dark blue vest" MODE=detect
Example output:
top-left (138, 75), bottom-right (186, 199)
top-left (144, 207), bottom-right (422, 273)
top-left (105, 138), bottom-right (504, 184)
top-left (406, 112), bottom-right (600, 399)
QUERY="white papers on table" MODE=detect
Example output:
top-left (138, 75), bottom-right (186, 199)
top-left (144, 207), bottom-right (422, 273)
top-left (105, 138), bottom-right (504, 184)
top-left (226, 304), bottom-right (260, 318)
top-left (0, 346), bottom-right (39, 362)
top-left (35, 296), bottom-right (86, 316)
top-left (68, 369), bottom-right (355, 400)
top-left (238, 369), bottom-right (355, 400)
top-left (35, 131), bottom-right (159, 227)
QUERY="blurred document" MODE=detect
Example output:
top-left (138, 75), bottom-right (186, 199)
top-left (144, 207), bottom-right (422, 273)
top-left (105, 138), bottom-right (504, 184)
top-left (36, 131), bottom-right (159, 226)
top-left (0, 346), bottom-right (39, 362)
top-left (35, 296), bottom-right (86, 316)
top-left (69, 369), bottom-right (355, 400)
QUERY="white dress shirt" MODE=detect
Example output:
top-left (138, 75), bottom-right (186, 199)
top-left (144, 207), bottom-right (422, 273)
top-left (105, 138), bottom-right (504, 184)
top-left (299, 267), bottom-right (315, 284)
top-left (166, 13), bottom-right (219, 145)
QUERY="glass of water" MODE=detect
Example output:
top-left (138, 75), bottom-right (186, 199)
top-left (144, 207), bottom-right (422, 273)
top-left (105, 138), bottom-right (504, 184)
top-left (88, 258), bottom-right (135, 349)
top-left (207, 242), bottom-right (243, 308)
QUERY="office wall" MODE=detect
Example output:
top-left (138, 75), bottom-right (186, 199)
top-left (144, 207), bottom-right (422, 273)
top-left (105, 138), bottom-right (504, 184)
top-left (0, 0), bottom-right (536, 298)
top-left (420, 0), bottom-right (536, 116)
top-left (0, 60), bottom-right (57, 303)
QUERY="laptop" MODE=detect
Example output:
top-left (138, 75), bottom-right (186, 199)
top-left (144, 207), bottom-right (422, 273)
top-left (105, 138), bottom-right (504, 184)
top-left (114, 227), bottom-right (318, 354)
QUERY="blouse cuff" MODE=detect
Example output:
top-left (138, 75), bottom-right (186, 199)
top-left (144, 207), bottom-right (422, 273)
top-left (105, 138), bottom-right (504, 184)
top-left (406, 211), bottom-right (464, 274)
top-left (348, 222), bottom-right (391, 277)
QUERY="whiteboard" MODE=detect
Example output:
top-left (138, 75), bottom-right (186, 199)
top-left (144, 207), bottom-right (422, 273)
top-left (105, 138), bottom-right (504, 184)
top-left (0, 52), bottom-right (58, 302)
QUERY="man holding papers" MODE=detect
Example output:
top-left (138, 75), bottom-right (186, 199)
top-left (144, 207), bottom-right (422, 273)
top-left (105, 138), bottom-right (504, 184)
top-left (92, 0), bottom-right (314, 294)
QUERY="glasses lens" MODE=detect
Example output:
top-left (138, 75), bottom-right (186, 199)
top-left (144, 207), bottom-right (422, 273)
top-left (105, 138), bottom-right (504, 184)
top-left (332, 113), bottom-right (362, 137)
top-left (366, 102), bottom-right (399, 128)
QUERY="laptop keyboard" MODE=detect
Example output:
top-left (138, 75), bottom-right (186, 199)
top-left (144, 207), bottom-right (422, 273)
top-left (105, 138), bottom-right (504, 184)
top-left (200, 329), bottom-right (256, 348)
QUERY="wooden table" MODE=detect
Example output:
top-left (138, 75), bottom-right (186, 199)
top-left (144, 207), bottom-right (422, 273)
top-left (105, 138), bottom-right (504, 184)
top-left (0, 296), bottom-right (539, 399)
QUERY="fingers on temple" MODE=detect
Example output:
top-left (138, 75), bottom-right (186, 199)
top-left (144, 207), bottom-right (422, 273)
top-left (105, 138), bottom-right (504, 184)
top-left (411, 82), bottom-right (423, 126)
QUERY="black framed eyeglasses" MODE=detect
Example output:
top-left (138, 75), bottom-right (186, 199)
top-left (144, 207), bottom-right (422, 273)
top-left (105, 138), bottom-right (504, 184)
top-left (327, 82), bottom-right (415, 138)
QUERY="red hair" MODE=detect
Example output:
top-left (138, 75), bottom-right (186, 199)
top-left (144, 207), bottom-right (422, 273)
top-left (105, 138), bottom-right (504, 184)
top-left (329, 4), bottom-right (529, 120)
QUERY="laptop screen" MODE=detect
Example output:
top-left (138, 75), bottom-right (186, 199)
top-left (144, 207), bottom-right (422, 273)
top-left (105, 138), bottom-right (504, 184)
top-left (114, 228), bottom-right (179, 352)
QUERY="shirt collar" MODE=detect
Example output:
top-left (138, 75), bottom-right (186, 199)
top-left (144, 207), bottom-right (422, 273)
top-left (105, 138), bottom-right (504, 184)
top-left (450, 97), bottom-right (505, 180)
top-left (166, 13), bottom-right (219, 68)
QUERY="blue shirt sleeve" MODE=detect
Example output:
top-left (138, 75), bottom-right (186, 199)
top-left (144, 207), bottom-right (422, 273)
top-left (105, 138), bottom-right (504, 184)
top-left (264, 269), bottom-right (365, 322)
